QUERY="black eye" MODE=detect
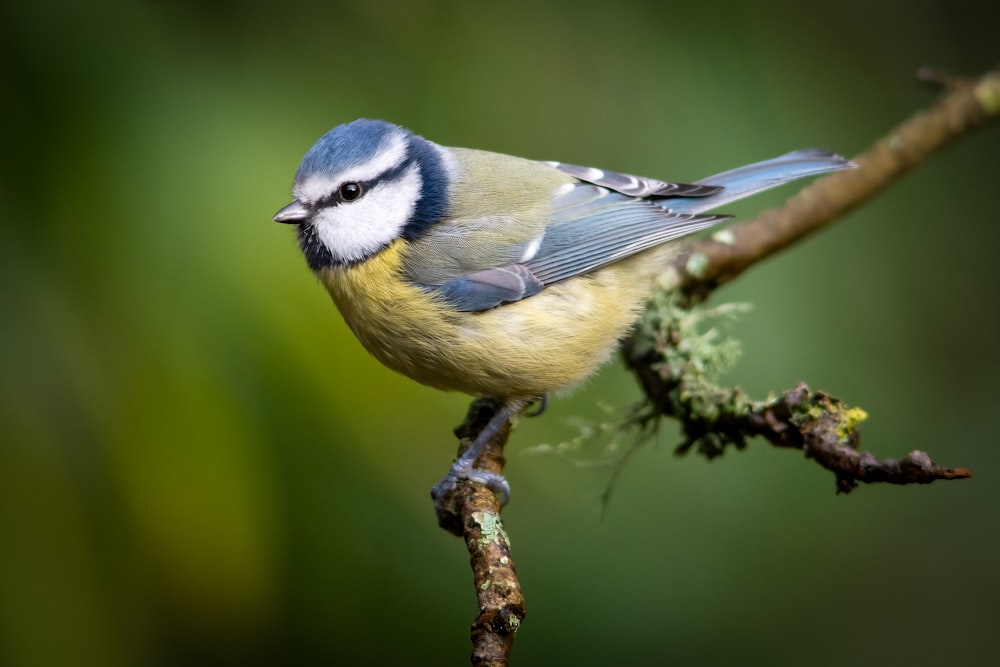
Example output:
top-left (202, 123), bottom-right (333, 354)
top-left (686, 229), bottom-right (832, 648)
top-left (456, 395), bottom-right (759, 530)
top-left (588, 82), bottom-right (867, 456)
top-left (339, 182), bottom-right (362, 202)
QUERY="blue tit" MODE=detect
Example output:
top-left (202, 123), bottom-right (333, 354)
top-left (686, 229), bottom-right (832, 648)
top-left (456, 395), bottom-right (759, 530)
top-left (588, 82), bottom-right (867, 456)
top-left (274, 119), bottom-right (852, 506)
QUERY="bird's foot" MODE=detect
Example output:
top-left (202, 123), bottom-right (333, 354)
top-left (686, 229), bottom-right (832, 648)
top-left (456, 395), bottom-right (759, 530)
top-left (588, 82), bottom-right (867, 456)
top-left (431, 398), bottom-right (528, 532)
top-left (431, 462), bottom-right (511, 508)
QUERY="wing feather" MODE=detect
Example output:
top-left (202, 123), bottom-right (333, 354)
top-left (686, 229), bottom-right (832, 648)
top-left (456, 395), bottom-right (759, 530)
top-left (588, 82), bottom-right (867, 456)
top-left (526, 209), bottom-right (727, 284)
top-left (545, 161), bottom-right (721, 198)
top-left (432, 264), bottom-right (545, 312)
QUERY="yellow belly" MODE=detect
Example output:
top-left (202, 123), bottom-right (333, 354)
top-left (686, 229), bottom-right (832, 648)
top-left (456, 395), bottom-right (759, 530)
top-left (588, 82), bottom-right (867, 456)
top-left (319, 241), bottom-right (673, 399)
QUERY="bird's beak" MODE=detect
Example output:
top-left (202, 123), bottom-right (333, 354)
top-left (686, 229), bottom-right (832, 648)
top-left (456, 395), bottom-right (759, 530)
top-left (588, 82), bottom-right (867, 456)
top-left (273, 200), bottom-right (310, 224)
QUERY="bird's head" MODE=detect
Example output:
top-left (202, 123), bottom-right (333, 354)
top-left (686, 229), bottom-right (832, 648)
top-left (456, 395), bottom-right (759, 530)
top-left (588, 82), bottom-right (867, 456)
top-left (274, 119), bottom-right (451, 270)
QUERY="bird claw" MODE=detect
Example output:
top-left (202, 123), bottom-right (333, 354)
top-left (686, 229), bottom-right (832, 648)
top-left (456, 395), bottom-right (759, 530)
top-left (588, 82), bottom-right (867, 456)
top-left (431, 463), bottom-right (511, 508)
top-left (471, 469), bottom-right (511, 506)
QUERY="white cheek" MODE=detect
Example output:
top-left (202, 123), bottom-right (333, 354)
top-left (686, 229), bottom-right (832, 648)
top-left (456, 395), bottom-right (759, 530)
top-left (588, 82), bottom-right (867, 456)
top-left (312, 165), bottom-right (422, 263)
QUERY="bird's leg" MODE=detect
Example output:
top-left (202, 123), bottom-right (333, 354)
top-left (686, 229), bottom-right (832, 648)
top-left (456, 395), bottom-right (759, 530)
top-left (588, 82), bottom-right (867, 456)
top-left (431, 398), bottom-right (529, 509)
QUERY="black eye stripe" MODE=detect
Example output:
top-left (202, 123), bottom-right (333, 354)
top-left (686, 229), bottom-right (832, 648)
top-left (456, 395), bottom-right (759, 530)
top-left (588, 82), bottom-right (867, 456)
top-left (315, 157), bottom-right (416, 209)
top-left (315, 177), bottom-right (372, 208)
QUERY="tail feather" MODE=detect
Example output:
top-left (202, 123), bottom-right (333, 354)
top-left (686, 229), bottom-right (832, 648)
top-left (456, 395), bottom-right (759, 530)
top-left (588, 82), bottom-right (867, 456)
top-left (660, 148), bottom-right (854, 215)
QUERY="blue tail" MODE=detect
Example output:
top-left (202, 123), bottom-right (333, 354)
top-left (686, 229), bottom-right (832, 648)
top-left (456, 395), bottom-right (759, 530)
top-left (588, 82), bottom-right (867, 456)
top-left (662, 148), bottom-right (854, 215)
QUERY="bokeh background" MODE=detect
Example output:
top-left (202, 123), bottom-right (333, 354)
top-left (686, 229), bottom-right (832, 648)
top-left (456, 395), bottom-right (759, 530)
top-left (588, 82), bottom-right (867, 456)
top-left (2, 1), bottom-right (998, 665)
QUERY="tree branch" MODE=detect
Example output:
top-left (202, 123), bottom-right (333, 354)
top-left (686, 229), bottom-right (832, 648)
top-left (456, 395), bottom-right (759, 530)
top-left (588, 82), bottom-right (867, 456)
top-left (437, 67), bottom-right (996, 665)
top-left (669, 66), bottom-right (1000, 302)
top-left (435, 400), bottom-right (525, 667)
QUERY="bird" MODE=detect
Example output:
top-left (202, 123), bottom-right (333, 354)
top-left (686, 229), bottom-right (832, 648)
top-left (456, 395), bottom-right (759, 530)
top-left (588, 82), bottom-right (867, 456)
top-left (274, 118), bottom-right (852, 509)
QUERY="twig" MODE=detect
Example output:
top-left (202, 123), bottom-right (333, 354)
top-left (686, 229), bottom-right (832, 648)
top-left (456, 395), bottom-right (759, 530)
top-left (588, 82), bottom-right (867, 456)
top-left (754, 385), bottom-right (973, 493)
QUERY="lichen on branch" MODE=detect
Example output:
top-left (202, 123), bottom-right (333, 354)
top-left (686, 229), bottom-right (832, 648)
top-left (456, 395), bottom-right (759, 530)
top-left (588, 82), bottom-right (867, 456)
top-left (624, 291), bottom-right (972, 492)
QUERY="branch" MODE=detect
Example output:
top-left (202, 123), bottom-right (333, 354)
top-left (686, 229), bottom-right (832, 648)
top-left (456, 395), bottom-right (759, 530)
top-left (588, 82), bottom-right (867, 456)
top-left (437, 67), bottom-right (996, 664)
top-left (626, 66), bottom-right (996, 491)
top-left (624, 290), bottom-right (974, 491)
top-left (435, 400), bottom-right (525, 667)
top-left (744, 384), bottom-right (973, 493)
top-left (670, 66), bottom-right (1000, 302)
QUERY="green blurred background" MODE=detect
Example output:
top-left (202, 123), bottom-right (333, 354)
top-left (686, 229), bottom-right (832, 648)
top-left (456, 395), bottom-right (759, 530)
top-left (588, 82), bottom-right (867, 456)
top-left (2, 0), bottom-right (998, 665)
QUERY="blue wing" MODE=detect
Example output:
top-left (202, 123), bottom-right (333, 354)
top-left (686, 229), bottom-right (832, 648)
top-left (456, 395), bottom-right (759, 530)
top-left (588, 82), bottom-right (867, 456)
top-left (524, 185), bottom-right (726, 285)
top-left (420, 149), bottom-right (852, 312)
top-left (428, 185), bottom-right (725, 311)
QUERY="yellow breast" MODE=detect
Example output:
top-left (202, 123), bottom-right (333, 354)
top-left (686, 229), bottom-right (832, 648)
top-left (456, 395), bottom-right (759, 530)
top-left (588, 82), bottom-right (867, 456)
top-left (319, 241), bottom-right (674, 399)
